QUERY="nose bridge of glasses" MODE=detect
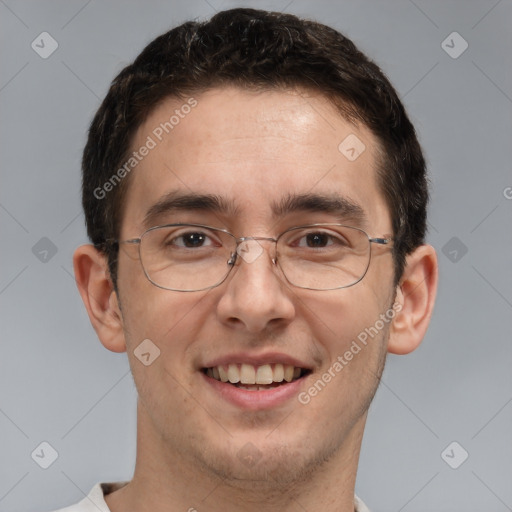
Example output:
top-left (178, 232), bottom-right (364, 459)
top-left (237, 236), bottom-right (278, 243)
top-left (234, 236), bottom-right (278, 265)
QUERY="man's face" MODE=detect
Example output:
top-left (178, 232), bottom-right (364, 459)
top-left (116, 86), bottom-right (396, 485)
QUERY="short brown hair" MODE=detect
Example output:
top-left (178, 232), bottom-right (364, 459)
top-left (82, 7), bottom-right (428, 287)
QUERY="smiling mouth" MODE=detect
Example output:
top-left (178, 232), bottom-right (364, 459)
top-left (202, 363), bottom-right (311, 391)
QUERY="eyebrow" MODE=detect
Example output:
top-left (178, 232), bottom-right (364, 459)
top-left (142, 191), bottom-right (239, 228)
top-left (143, 190), bottom-right (367, 228)
top-left (271, 192), bottom-right (367, 226)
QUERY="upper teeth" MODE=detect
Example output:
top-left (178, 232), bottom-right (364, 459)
top-left (206, 363), bottom-right (302, 385)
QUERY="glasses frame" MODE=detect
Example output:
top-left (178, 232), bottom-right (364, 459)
top-left (111, 223), bottom-right (393, 292)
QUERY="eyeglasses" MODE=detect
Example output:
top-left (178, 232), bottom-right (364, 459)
top-left (112, 223), bottom-right (392, 292)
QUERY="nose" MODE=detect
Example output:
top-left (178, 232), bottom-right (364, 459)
top-left (216, 239), bottom-right (296, 333)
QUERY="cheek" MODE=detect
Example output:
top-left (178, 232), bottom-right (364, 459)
top-left (300, 287), bottom-right (386, 351)
top-left (117, 245), bottom-right (210, 345)
top-left (297, 290), bottom-right (390, 421)
top-left (299, 284), bottom-right (391, 383)
top-left (118, 284), bottom-right (217, 403)
top-left (119, 289), bottom-right (213, 411)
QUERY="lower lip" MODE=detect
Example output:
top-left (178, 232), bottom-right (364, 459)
top-left (201, 372), bottom-right (307, 410)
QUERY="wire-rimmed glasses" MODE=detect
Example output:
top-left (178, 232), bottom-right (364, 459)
top-left (112, 223), bottom-right (392, 292)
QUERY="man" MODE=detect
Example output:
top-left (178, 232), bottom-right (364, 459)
top-left (61, 7), bottom-right (437, 512)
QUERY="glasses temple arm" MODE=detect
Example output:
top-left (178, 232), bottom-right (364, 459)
top-left (369, 237), bottom-right (393, 245)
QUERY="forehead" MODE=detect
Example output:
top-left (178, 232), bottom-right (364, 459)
top-left (121, 86), bottom-right (390, 235)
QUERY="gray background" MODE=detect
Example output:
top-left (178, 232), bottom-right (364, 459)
top-left (1, 0), bottom-right (511, 510)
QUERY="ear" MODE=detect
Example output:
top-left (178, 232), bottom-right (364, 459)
top-left (73, 244), bottom-right (127, 353)
top-left (387, 244), bottom-right (438, 355)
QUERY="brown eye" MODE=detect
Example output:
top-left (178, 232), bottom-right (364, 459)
top-left (179, 232), bottom-right (208, 247)
top-left (165, 231), bottom-right (216, 248)
top-left (305, 233), bottom-right (329, 247)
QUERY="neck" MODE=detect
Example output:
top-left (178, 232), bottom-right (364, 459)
top-left (106, 401), bottom-right (366, 512)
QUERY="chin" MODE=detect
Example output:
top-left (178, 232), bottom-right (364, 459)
top-left (193, 431), bottom-right (342, 491)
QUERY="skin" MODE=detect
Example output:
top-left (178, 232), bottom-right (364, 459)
top-left (74, 86), bottom-right (438, 512)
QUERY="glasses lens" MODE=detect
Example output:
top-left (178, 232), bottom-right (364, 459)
top-left (277, 225), bottom-right (370, 290)
top-left (140, 225), bottom-right (235, 291)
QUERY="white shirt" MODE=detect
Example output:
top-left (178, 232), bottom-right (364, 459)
top-left (51, 482), bottom-right (371, 512)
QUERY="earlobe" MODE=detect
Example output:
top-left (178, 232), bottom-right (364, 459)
top-left (387, 244), bottom-right (438, 355)
top-left (73, 244), bottom-right (127, 353)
